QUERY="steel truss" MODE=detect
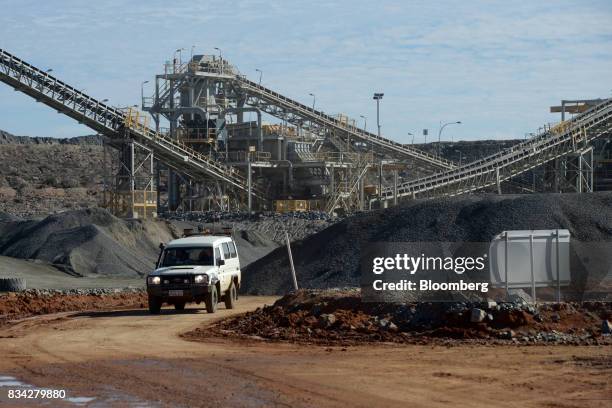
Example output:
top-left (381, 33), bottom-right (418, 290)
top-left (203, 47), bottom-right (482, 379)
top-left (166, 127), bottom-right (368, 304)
top-left (0, 49), bottom-right (265, 210)
top-left (377, 99), bottom-right (612, 203)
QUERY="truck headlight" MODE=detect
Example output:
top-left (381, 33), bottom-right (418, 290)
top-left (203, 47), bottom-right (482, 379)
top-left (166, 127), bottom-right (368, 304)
top-left (194, 275), bottom-right (208, 284)
top-left (148, 276), bottom-right (161, 285)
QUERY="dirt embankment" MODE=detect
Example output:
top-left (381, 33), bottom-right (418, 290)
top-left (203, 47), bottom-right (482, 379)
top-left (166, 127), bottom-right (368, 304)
top-left (0, 290), bottom-right (147, 326)
top-left (187, 289), bottom-right (612, 346)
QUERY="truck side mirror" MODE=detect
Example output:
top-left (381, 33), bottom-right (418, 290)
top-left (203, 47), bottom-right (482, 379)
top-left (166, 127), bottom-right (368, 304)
top-left (218, 259), bottom-right (225, 266)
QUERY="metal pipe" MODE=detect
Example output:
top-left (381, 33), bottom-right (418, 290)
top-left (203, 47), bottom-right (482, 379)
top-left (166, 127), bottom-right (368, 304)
top-left (247, 159), bottom-right (252, 214)
top-left (556, 229), bottom-right (560, 303)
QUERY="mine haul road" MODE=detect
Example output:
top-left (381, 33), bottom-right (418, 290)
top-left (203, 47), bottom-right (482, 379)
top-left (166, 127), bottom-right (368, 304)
top-left (0, 296), bottom-right (610, 408)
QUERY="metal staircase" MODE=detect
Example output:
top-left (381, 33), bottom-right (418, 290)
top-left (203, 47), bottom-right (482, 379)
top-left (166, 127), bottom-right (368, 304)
top-left (378, 98), bottom-right (612, 202)
top-left (325, 152), bottom-right (372, 213)
top-left (0, 49), bottom-right (264, 201)
top-left (234, 77), bottom-right (456, 170)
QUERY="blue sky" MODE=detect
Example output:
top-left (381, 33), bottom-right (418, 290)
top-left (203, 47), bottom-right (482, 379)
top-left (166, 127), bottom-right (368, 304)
top-left (0, 0), bottom-right (611, 142)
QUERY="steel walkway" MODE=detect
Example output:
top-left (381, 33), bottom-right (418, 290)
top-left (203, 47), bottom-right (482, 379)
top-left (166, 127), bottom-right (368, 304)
top-left (0, 49), bottom-right (264, 200)
top-left (234, 77), bottom-right (456, 170)
top-left (378, 98), bottom-right (612, 201)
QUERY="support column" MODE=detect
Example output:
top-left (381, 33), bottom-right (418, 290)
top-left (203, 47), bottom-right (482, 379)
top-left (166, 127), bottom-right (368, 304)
top-left (393, 169), bottom-right (398, 206)
top-left (578, 153), bottom-right (583, 193)
top-left (495, 167), bottom-right (501, 195)
top-left (378, 161), bottom-right (383, 205)
top-left (359, 178), bottom-right (365, 210)
top-left (553, 159), bottom-right (560, 193)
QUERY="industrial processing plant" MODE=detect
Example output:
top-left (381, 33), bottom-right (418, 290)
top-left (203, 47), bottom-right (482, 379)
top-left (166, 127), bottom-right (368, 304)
top-left (1, 1), bottom-right (611, 406)
top-left (2, 49), bottom-right (610, 220)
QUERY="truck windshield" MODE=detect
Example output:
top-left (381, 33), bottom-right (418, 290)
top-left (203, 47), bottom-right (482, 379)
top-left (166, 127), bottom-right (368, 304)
top-left (161, 246), bottom-right (214, 267)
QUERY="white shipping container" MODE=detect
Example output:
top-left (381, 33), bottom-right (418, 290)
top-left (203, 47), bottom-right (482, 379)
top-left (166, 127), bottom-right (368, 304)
top-left (489, 229), bottom-right (570, 288)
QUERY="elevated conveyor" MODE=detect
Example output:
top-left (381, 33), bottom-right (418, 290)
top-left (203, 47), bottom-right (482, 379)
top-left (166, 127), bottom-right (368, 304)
top-left (234, 77), bottom-right (456, 170)
top-left (0, 49), bottom-right (265, 201)
top-left (378, 98), bottom-right (612, 201)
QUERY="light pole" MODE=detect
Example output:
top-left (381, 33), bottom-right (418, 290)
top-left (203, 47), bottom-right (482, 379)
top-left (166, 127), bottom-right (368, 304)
top-left (141, 80), bottom-right (149, 103)
top-left (255, 68), bottom-right (262, 85)
top-left (190, 45), bottom-right (196, 60)
top-left (408, 132), bottom-right (414, 144)
top-left (174, 48), bottom-right (185, 64)
top-left (373, 93), bottom-right (384, 138)
top-left (360, 115), bottom-right (367, 133)
top-left (214, 47), bottom-right (223, 73)
top-left (309, 93), bottom-right (316, 110)
top-left (437, 121), bottom-right (461, 157)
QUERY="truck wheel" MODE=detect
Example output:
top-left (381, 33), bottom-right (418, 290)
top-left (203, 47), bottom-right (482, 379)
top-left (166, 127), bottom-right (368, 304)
top-left (204, 285), bottom-right (218, 314)
top-left (148, 295), bottom-right (162, 314)
top-left (0, 277), bottom-right (26, 292)
top-left (174, 301), bottom-right (186, 311)
top-left (224, 282), bottom-right (237, 309)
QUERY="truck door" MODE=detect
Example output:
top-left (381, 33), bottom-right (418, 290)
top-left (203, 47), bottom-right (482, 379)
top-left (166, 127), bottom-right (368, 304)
top-left (220, 242), bottom-right (233, 291)
top-left (214, 246), bottom-right (224, 289)
top-left (228, 241), bottom-right (240, 275)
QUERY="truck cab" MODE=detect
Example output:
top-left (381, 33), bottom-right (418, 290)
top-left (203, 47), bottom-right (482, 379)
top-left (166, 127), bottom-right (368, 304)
top-left (146, 235), bottom-right (241, 314)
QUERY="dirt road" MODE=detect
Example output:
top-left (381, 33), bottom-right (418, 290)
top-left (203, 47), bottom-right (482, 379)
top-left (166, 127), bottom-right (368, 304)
top-left (0, 297), bottom-right (610, 407)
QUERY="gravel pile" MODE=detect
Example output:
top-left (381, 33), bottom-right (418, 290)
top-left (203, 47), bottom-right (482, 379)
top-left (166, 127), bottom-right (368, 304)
top-left (0, 208), bottom-right (174, 278)
top-left (242, 193), bottom-right (612, 295)
top-left (163, 211), bottom-right (335, 244)
top-left (192, 289), bottom-right (612, 346)
top-left (9, 287), bottom-right (145, 296)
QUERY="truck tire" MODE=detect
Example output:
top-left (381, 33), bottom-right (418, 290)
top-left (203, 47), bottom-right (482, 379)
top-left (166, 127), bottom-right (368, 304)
top-left (174, 301), bottom-right (186, 311)
top-left (224, 282), bottom-right (237, 309)
top-left (148, 295), bottom-right (162, 314)
top-left (204, 285), bottom-right (218, 314)
top-left (0, 277), bottom-right (26, 292)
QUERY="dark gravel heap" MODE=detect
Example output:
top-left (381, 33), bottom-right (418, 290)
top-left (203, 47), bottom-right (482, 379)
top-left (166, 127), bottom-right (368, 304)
top-left (242, 193), bottom-right (612, 295)
top-left (162, 210), bottom-right (334, 223)
top-left (0, 208), bottom-right (173, 277)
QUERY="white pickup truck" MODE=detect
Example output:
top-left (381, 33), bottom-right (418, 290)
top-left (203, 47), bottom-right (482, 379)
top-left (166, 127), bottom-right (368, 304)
top-left (146, 235), bottom-right (241, 314)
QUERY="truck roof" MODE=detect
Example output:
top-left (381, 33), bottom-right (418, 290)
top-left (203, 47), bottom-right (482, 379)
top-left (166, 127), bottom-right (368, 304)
top-left (165, 235), bottom-right (233, 248)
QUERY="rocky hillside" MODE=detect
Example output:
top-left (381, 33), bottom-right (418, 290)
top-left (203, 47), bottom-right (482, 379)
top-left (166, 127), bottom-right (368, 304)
top-left (0, 129), bottom-right (103, 145)
top-left (0, 130), bottom-right (108, 216)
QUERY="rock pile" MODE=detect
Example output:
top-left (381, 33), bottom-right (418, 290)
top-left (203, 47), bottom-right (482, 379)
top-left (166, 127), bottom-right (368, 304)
top-left (196, 289), bottom-right (612, 346)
